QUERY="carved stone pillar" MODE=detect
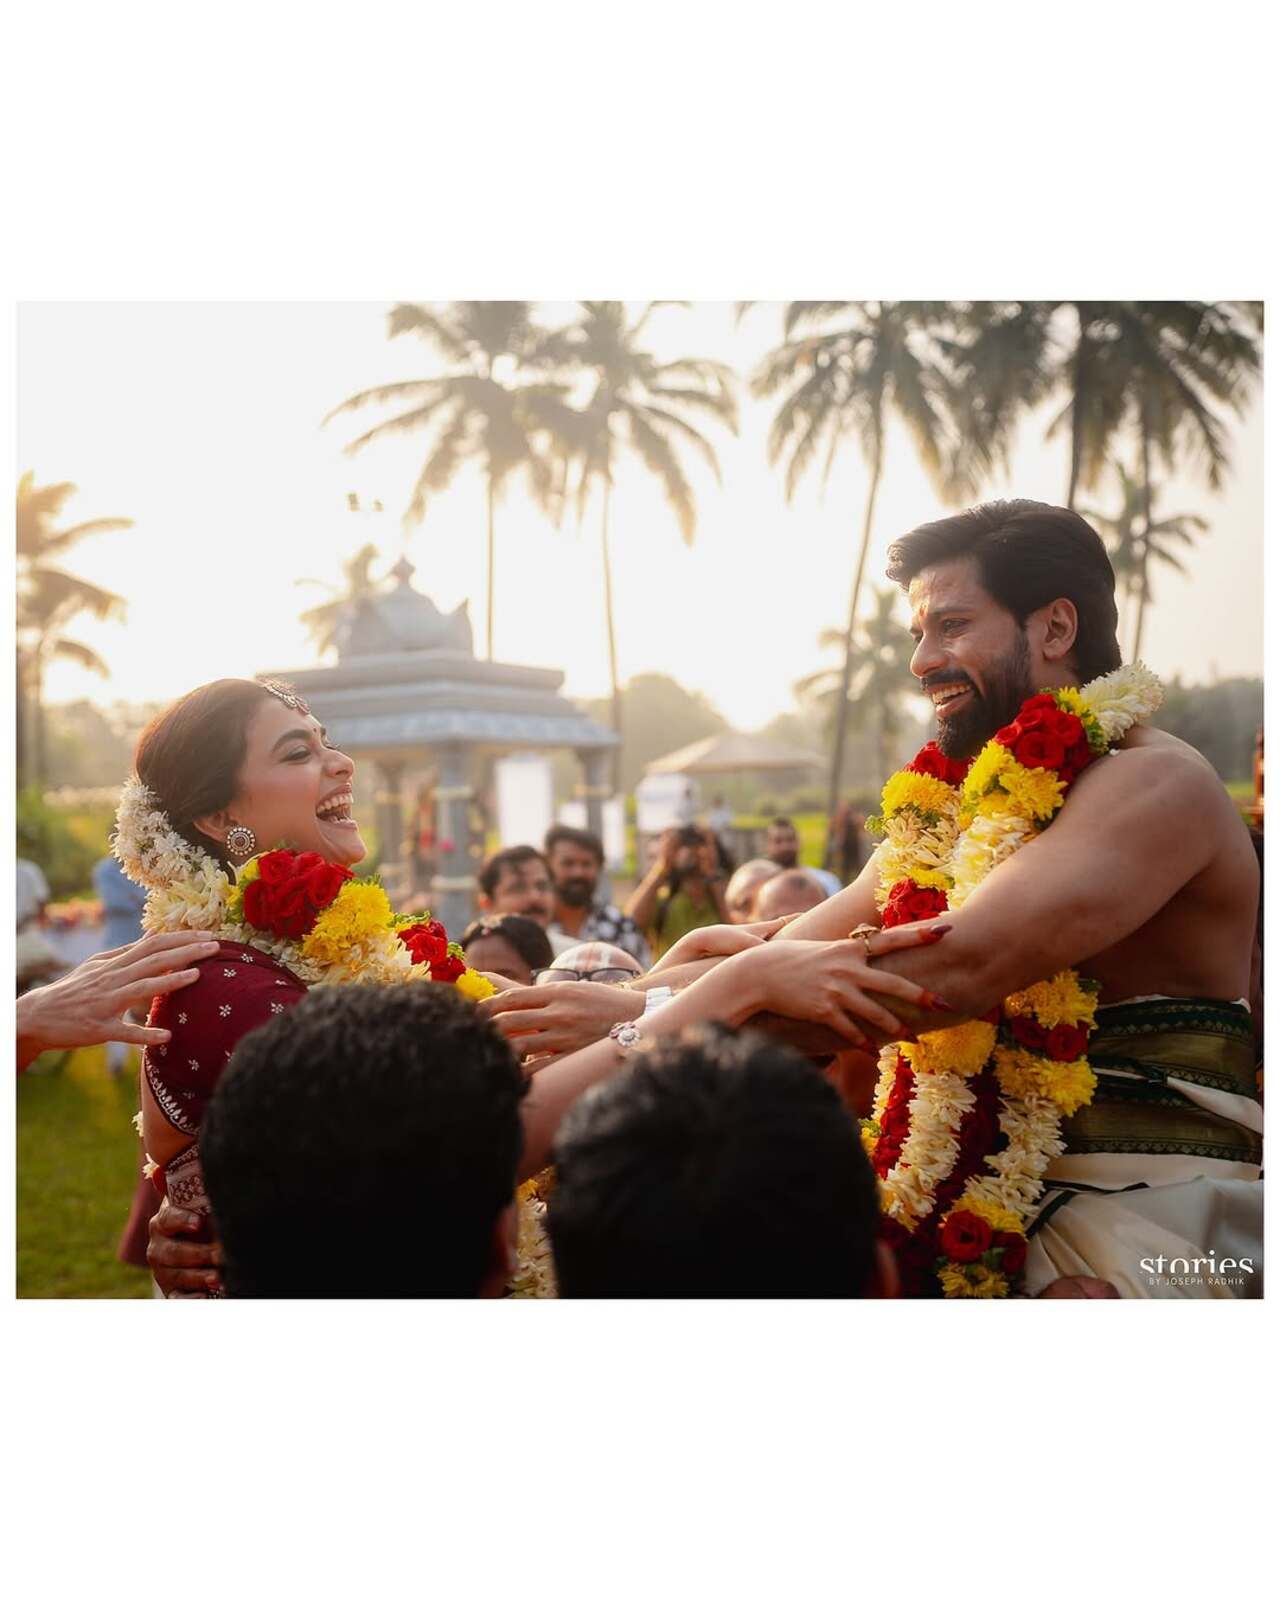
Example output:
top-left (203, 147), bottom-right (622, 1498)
top-left (577, 747), bottom-right (612, 843)
top-left (431, 743), bottom-right (477, 938)
top-left (374, 761), bottom-right (406, 903)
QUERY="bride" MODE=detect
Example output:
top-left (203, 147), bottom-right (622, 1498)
top-left (119, 679), bottom-right (375, 1257)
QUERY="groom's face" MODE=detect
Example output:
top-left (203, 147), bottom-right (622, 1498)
top-left (907, 558), bottom-right (1036, 760)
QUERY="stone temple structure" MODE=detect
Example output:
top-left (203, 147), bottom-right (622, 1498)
top-left (263, 555), bottom-right (617, 936)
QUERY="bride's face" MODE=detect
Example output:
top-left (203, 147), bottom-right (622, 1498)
top-left (212, 698), bottom-right (367, 868)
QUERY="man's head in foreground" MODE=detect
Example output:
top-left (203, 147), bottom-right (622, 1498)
top-left (478, 845), bottom-right (554, 927)
top-left (547, 1026), bottom-right (895, 1297)
top-left (889, 498), bottom-right (1121, 761)
top-left (202, 984), bottom-right (526, 1297)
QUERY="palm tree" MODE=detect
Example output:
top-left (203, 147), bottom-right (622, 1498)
top-left (953, 301), bottom-right (1261, 510)
top-left (796, 587), bottom-right (918, 788)
top-left (16, 472), bottom-right (131, 787)
top-left (323, 302), bottom-right (575, 659)
top-left (752, 302), bottom-right (959, 859)
top-left (296, 541), bottom-right (384, 658)
top-left (540, 302), bottom-right (738, 786)
top-left (1080, 460), bottom-right (1207, 661)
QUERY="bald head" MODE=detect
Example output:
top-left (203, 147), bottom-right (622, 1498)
top-left (725, 858), bottom-right (782, 923)
top-left (753, 869), bottom-right (828, 921)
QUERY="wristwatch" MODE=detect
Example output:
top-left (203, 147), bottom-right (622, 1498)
top-left (643, 986), bottom-right (675, 1015)
top-left (608, 1018), bottom-right (644, 1050)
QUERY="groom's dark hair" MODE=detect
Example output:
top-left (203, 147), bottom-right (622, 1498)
top-left (886, 499), bottom-right (1122, 683)
top-left (202, 983), bottom-right (527, 1297)
top-left (546, 1026), bottom-right (881, 1297)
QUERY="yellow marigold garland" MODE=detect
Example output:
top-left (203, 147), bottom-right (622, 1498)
top-left (902, 1018), bottom-right (998, 1078)
top-left (866, 664), bottom-right (1163, 1297)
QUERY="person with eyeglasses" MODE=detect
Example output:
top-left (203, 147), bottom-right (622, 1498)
top-left (533, 941), bottom-right (644, 987)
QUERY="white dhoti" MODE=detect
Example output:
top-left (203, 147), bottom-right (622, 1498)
top-left (1025, 1170), bottom-right (1263, 1298)
top-left (1024, 997), bottom-right (1263, 1299)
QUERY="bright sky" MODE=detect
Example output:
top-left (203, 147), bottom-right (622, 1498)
top-left (18, 302), bottom-right (1264, 730)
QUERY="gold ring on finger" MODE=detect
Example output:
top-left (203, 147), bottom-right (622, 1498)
top-left (848, 923), bottom-right (878, 958)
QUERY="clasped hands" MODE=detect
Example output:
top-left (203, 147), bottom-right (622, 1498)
top-left (477, 915), bottom-right (954, 1066)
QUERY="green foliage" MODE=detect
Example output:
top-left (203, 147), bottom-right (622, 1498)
top-left (573, 672), bottom-right (729, 795)
top-left (16, 788), bottom-right (102, 899)
top-left (42, 701), bottom-right (136, 789)
top-left (17, 1047), bottom-right (152, 1298)
top-left (1152, 677), bottom-right (1262, 783)
top-left (16, 472), bottom-right (133, 787)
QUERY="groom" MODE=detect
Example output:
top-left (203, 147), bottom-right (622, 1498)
top-left (778, 499), bottom-right (1262, 1297)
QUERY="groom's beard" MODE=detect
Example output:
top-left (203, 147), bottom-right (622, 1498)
top-left (930, 630), bottom-right (1035, 761)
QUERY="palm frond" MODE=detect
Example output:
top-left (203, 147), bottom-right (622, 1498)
top-left (624, 408), bottom-right (696, 545)
top-left (403, 400), bottom-right (475, 524)
top-left (49, 636), bottom-right (112, 676)
top-left (630, 403), bottom-right (724, 485)
top-left (321, 379), bottom-right (442, 426)
top-left (342, 396), bottom-right (456, 457)
top-left (784, 301), bottom-right (860, 337)
top-left (386, 303), bottom-right (472, 362)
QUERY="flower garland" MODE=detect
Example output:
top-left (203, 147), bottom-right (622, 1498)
top-left (113, 777), bottom-right (493, 998)
top-left (861, 664), bottom-right (1162, 1297)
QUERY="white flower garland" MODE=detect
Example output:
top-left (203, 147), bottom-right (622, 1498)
top-left (113, 776), bottom-right (417, 987)
top-left (870, 663), bottom-right (1163, 1246)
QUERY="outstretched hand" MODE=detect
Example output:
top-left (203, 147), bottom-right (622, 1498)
top-left (647, 914), bottom-right (795, 975)
top-left (478, 980), bottom-right (643, 1062)
top-left (16, 931), bottom-right (221, 1069)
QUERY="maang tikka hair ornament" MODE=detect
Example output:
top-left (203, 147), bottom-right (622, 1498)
top-left (261, 679), bottom-right (310, 716)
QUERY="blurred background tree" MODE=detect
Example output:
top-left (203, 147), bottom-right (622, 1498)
top-left (1152, 676), bottom-right (1262, 784)
top-left (1080, 460), bottom-right (1208, 659)
top-left (16, 472), bottom-right (131, 789)
top-left (297, 540), bottom-right (386, 659)
top-left (795, 586), bottom-right (919, 788)
top-left (540, 301), bottom-right (738, 788)
top-left (560, 672), bottom-right (729, 799)
top-left (324, 301), bottom-right (577, 659)
top-left (752, 301), bottom-right (964, 862)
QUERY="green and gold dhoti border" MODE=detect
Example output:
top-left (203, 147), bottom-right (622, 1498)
top-left (1060, 997), bottom-right (1261, 1168)
top-left (1024, 998), bottom-right (1262, 1298)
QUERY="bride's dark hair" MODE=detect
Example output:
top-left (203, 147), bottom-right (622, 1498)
top-left (134, 679), bottom-right (287, 874)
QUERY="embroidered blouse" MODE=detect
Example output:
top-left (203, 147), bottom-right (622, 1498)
top-left (143, 939), bottom-right (308, 1136)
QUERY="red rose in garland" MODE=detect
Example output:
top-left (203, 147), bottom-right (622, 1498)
top-left (1009, 1016), bottom-right (1049, 1051)
top-left (1053, 711), bottom-right (1086, 748)
top-left (256, 851), bottom-right (298, 886)
top-left (907, 742), bottom-right (970, 786)
top-left (881, 879), bottom-right (950, 928)
top-left (398, 918), bottom-right (448, 967)
top-left (241, 850), bottom-right (353, 940)
top-left (397, 919), bottom-right (467, 982)
top-left (956, 1077), bottom-right (1002, 1160)
top-left (939, 1208), bottom-right (992, 1263)
top-left (993, 1231), bottom-right (1027, 1275)
top-left (1012, 730), bottom-right (1066, 770)
top-left (1045, 1023), bottom-right (1089, 1062)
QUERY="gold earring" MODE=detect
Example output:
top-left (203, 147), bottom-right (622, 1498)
top-left (225, 823), bottom-right (257, 858)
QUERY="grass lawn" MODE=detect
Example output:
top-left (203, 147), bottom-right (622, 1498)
top-left (17, 1047), bottom-right (152, 1299)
